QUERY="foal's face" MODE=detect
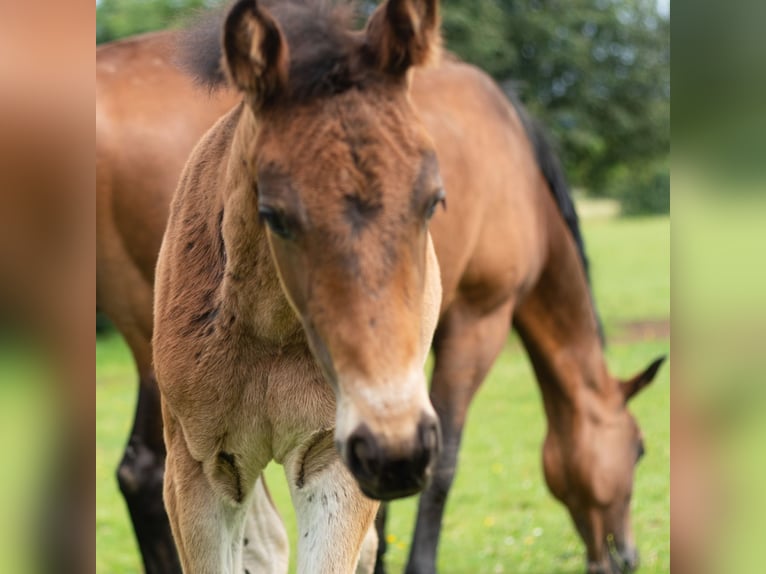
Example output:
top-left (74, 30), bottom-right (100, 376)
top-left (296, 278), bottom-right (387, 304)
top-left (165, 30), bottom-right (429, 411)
top-left (221, 0), bottom-right (445, 499)
top-left (543, 358), bottom-right (664, 574)
top-left (254, 92), bottom-right (444, 500)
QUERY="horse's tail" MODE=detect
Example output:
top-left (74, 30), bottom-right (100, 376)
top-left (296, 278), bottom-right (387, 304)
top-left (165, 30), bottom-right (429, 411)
top-left (508, 92), bottom-right (606, 344)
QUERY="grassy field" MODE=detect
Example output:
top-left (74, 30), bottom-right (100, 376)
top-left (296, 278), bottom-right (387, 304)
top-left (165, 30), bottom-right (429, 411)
top-left (96, 215), bottom-right (669, 573)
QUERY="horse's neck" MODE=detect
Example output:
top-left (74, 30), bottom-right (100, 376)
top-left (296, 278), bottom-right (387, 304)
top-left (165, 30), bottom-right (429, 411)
top-left (514, 197), bottom-right (618, 428)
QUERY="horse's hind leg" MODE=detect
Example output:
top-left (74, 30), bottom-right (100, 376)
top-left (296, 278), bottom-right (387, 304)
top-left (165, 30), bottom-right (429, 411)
top-left (373, 504), bottom-right (388, 574)
top-left (117, 370), bottom-right (181, 574)
top-left (284, 430), bottom-right (379, 574)
top-left (242, 475), bottom-right (289, 574)
top-left (404, 301), bottom-right (513, 574)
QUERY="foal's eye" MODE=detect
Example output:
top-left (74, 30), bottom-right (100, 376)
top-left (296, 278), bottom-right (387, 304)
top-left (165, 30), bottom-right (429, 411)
top-left (636, 439), bottom-right (646, 463)
top-left (258, 206), bottom-right (293, 240)
top-left (425, 189), bottom-right (446, 221)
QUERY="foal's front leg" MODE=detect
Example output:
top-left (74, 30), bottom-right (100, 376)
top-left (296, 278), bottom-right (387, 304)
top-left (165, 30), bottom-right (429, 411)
top-left (163, 409), bottom-right (255, 573)
top-left (242, 474), bottom-right (289, 574)
top-left (285, 430), bottom-right (379, 574)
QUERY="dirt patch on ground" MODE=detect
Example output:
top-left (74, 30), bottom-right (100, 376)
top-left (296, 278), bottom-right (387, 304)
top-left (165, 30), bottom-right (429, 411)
top-left (612, 318), bottom-right (670, 344)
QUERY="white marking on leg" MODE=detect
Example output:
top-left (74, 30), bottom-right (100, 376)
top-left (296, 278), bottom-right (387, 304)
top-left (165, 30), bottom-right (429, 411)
top-left (242, 474), bottom-right (289, 574)
top-left (285, 447), bottom-right (378, 574)
top-left (356, 522), bottom-right (379, 574)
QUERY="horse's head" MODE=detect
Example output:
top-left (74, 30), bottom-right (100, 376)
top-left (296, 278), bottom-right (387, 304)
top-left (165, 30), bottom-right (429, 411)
top-left (221, 0), bottom-right (444, 500)
top-left (542, 356), bottom-right (665, 573)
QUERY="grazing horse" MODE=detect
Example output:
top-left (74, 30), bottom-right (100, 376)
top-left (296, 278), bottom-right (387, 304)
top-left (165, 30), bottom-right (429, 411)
top-left (95, 1), bottom-right (664, 572)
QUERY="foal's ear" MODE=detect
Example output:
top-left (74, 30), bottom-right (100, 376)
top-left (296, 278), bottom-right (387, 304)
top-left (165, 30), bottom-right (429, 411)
top-left (621, 356), bottom-right (666, 403)
top-left (365, 0), bottom-right (441, 75)
top-left (222, 0), bottom-right (288, 106)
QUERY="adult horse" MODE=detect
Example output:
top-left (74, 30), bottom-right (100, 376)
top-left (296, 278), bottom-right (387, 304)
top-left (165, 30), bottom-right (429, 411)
top-left (96, 1), bottom-right (664, 572)
top-left (97, 30), bottom-right (240, 574)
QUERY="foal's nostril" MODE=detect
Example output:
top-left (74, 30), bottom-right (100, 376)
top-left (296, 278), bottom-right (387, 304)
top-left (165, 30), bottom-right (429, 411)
top-left (343, 417), bottom-right (442, 500)
top-left (347, 425), bottom-right (380, 480)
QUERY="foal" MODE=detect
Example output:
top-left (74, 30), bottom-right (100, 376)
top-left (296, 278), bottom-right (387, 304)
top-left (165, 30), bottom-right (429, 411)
top-left (153, 0), bottom-right (445, 571)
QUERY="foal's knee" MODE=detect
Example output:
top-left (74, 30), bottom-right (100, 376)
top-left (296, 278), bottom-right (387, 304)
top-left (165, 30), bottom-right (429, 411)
top-left (211, 451), bottom-right (246, 505)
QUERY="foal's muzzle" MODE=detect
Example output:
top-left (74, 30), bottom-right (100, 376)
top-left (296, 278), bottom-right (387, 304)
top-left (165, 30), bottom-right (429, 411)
top-left (344, 415), bottom-right (441, 500)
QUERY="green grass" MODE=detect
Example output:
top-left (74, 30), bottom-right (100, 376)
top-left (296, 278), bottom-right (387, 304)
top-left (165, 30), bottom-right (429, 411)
top-left (584, 216), bottom-right (670, 330)
top-left (0, 343), bottom-right (57, 574)
top-left (96, 215), bottom-right (669, 573)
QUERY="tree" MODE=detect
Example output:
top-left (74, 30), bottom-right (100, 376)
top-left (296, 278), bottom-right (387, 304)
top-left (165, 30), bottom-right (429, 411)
top-left (96, 0), bottom-right (217, 44)
top-left (441, 0), bottom-right (669, 201)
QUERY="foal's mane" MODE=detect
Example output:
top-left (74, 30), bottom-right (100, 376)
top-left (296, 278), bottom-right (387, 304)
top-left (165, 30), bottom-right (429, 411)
top-left (179, 0), bottom-right (365, 101)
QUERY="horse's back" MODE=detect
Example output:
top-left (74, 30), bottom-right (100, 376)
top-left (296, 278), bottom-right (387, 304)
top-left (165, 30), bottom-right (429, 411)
top-left (412, 59), bottom-right (549, 312)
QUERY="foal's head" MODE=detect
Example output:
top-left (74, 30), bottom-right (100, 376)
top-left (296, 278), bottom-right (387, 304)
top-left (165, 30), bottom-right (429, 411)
top-left (542, 356), bottom-right (665, 573)
top-left (221, 0), bottom-right (444, 499)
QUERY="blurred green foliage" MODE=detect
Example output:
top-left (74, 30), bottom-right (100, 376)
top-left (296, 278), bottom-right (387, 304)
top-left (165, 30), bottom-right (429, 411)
top-left (611, 159), bottom-right (670, 215)
top-left (442, 0), bottom-right (669, 209)
top-left (96, 0), bottom-right (214, 43)
top-left (96, 0), bottom-right (669, 213)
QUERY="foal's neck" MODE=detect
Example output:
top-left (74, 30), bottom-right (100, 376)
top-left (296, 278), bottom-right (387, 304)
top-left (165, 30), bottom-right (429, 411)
top-left (514, 196), bottom-right (619, 428)
top-left (217, 104), bottom-right (305, 346)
